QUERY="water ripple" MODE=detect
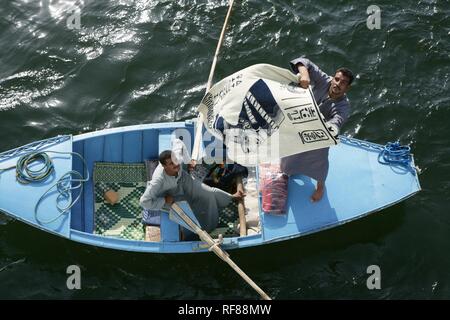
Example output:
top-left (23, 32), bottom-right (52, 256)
top-left (0, 68), bottom-right (65, 110)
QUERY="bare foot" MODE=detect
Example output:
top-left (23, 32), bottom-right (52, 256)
top-left (310, 181), bottom-right (325, 202)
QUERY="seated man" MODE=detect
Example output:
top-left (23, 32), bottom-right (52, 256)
top-left (139, 149), bottom-right (244, 235)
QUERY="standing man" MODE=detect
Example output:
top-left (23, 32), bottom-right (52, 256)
top-left (280, 57), bottom-right (354, 202)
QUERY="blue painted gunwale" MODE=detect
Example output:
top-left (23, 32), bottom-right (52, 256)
top-left (0, 121), bottom-right (421, 253)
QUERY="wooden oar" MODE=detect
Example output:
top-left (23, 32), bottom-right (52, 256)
top-left (192, 0), bottom-right (235, 162)
top-left (186, 0), bottom-right (269, 300)
top-left (236, 175), bottom-right (247, 236)
top-left (171, 202), bottom-right (271, 300)
top-left (205, 0), bottom-right (235, 92)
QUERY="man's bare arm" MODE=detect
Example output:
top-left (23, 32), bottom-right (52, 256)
top-left (296, 64), bottom-right (310, 89)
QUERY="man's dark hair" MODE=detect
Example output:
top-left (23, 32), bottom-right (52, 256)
top-left (336, 67), bottom-right (354, 85)
top-left (159, 150), bottom-right (173, 165)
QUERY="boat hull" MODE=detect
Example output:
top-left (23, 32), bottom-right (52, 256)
top-left (0, 121), bottom-right (421, 253)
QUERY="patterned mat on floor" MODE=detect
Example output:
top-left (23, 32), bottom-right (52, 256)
top-left (93, 162), bottom-right (146, 241)
top-left (211, 201), bottom-right (240, 238)
top-left (93, 161), bottom-right (241, 240)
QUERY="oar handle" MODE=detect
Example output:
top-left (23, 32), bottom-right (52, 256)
top-left (236, 175), bottom-right (247, 236)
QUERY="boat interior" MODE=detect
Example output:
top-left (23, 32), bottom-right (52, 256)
top-left (71, 124), bottom-right (263, 243)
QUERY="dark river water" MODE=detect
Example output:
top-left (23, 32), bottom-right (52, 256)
top-left (0, 0), bottom-right (449, 299)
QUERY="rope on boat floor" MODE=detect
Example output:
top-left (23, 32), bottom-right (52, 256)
top-left (0, 150), bottom-right (89, 225)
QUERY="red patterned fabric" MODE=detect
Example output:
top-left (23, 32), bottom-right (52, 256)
top-left (259, 164), bottom-right (288, 214)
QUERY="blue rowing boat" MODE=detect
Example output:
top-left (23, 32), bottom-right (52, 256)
top-left (0, 120), bottom-right (421, 253)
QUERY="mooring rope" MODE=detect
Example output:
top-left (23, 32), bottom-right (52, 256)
top-left (0, 150), bottom-right (89, 224)
top-left (16, 152), bottom-right (54, 184)
top-left (378, 141), bottom-right (412, 167)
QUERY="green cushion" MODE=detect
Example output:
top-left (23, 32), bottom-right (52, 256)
top-left (93, 162), bottom-right (146, 241)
